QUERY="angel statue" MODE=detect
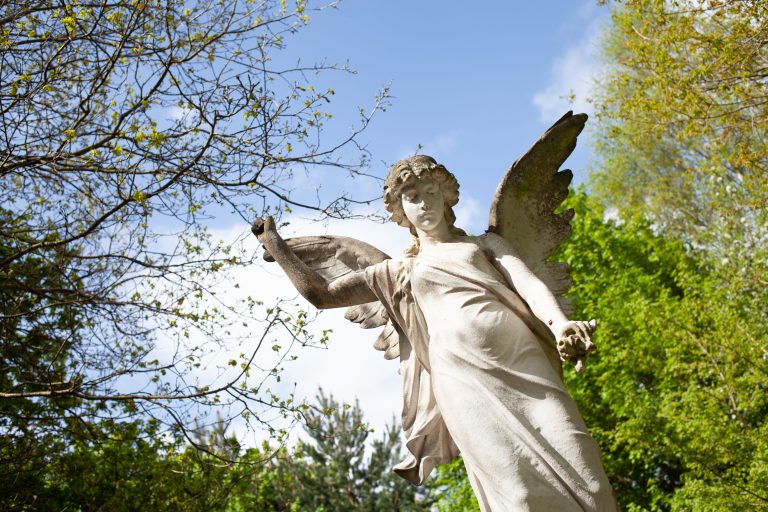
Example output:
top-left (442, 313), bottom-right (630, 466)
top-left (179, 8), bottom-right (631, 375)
top-left (252, 112), bottom-right (617, 511)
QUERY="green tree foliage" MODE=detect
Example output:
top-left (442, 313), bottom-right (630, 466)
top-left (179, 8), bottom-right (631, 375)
top-left (593, 0), bottom-right (768, 286)
top-left (1, 392), bottom-right (427, 511)
top-left (0, 0), bottom-right (386, 478)
top-left (561, 193), bottom-right (768, 511)
top-left (590, 1), bottom-right (768, 508)
top-left (0, 206), bottom-right (91, 508)
top-left (427, 457), bottom-right (479, 512)
top-left (7, 416), bottom-right (266, 511)
top-left (229, 390), bottom-right (430, 511)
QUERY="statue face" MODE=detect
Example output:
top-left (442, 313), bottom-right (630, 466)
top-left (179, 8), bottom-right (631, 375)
top-left (400, 176), bottom-right (446, 233)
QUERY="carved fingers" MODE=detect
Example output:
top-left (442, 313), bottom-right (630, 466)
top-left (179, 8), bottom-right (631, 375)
top-left (251, 216), bottom-right (277, 241)
top-left (556, 319), bottom-right (597, 373)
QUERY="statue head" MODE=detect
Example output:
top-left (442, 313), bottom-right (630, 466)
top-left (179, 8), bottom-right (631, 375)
top-left (383, 155), bottom-right (465, 255)
top-left (384, 155), bottom-right (461, 231)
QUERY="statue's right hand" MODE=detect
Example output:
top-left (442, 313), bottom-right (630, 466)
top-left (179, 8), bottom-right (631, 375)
top-left (252, 216), bottom-right (277, 241)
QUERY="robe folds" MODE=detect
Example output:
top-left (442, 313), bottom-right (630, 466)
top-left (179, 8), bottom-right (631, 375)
top-left (364, 236), bottom-right (616, 512)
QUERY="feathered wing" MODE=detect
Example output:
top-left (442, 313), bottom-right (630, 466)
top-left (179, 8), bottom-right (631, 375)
top-left (487, 111), bottom-right (588, 314)
top-left (263, 235), bottom-right (401, 359)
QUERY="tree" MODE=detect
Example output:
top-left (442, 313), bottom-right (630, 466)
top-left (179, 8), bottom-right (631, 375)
top-left (230, 390), bottom-right (432, 511)
top-left (590, 2), bottom-right (768, 508)
top-left (427, 457), bottom-right (479, 512)
top-left (592, 0), bottom-right (768, 286)
top-left (1, 392), bottom-right (428, 511)
top-left (0, 206), bottom-right (91, 508)
top-left (5, 413), bottom-right (273, 511)
top-left (560, 192), bottom-right (768, 511)
top-left (0, 0), bottom-right (387, 460)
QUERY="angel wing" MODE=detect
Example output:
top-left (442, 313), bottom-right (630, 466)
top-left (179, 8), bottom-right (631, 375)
top-left (487, 111), bottom-right (587, 314)
top-left (263, 235), bottom-right (401, 359)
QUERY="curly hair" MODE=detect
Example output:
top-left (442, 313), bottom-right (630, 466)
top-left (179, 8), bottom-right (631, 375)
top-left (383, 155), bottom-right (466, 255)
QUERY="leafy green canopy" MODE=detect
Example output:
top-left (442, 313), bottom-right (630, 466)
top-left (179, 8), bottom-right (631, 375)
top-left (592, 0), bottom-right (768, 286)
top-left (229, 391), bottom-right (431, 512)
top-left (1, 392), bottom-right (430, 511)
top-left (562, 193), bottom-right (768, 511)
top-left (589, 3), bottom-right (768, 507)
top-left (427, 457), bottom-right (479, 512)
top-left (0, 206), bottom-right (87, 507)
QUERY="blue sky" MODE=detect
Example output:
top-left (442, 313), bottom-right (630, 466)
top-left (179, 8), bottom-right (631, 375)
top-left (273, 0), bottom-right (609, 233)
top-left (222, 0), bottom-right (612, 439)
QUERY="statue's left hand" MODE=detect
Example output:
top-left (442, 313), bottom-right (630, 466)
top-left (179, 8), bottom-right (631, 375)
top-left (556, 320), bottom-right (597, 373)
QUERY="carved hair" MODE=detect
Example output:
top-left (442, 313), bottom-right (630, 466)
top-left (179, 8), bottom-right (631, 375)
top-left (383, 155), bottom-right (466, 256)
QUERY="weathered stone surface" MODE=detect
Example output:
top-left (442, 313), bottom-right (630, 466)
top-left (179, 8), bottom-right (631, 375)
top-left (253, 112), bottom-right (617, 511)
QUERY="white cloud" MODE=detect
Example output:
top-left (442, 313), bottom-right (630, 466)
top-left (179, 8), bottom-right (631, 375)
top-left (171, 213), bottom-right (412, 442)
top-left (166, 105), bottom-right (192, 121)
top-left (254, 214), bottom-right (410, 433)
top-left (423, 131), bottom-right (459, 155)
top-left (532, 17), bottom-right (606, 123)
top-left (150, 201), bottom-right (489, 444)
top-left (454, 195), bottom-right (484, 235)
top-left (394, 130), bottom-right (460, 163)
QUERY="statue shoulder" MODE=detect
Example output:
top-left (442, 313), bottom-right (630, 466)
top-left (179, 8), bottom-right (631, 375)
top-left (475, 231), bottom-right (520, 258)
top-left (364, 256), bottom-right (414, 287)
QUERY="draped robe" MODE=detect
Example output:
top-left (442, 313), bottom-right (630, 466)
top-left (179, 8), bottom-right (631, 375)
top-left (364, 236), bottom-right (616, 512)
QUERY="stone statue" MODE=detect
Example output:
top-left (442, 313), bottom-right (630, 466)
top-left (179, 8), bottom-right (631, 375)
top-left (252, 112), bottom-right (617, 511)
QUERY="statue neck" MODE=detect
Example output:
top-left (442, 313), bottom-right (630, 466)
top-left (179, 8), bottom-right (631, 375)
top-left (415, 222), bottom-right (455, 249)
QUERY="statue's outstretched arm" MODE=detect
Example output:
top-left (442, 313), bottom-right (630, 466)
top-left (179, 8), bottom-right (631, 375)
top-left (482, 233), bottom-right (596, 372)
top-left (252, 217), bottom-right (377, 309)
